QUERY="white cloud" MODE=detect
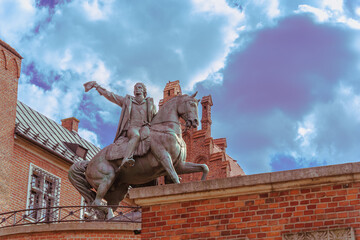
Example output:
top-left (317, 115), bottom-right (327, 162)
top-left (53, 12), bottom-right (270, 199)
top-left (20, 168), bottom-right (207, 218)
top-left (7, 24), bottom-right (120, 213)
top-left (253, 0), bottom-right (280, 18)
top-left (338, 85), bottom-right (360, 122)
top-left (188, 0), bottom-right (244, 89)
top-left (82, 0), bottom-right (113, 21)
top-left (322, 0), bottom-right (343, 13)
top-left (17, 70), bottom-right (83, 123)
top-left (90, 61), bottom-right (111, 86)
top-left (295, 1), bottom-right (360, 30)
top-left (78, 128), bottom-right (101, 147)
top-left (296, 5), bottom-right (330, 22)
top-left (296, 114), bottom-right (316, 149)
top-left (59, 49), bottom-right (73, 70)
top-left (292, 84), bottom-right (360, 166)
top-left (0, 0), bottom-right (47, 45)
top-left (17, 0), bottom-right (245, 99)
top-left (356, 7), bottom-right (360, 17)
top-left (338, 17), bottom-right (360, 29)
top-left (267, 0), bottom-right (280, 18)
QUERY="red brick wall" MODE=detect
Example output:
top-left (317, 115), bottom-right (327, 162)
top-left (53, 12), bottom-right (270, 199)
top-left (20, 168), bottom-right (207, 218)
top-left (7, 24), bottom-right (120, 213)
top-left (1, 230), bottom-right (140, 240)
top-left (140, 182), bottom-right (360, 240)
top-left (0, 41), bottom-right (22, 212)
top-left (10, 140), bottom-right (81, 212)
top-left (180, 133), bottom-right (232, 183)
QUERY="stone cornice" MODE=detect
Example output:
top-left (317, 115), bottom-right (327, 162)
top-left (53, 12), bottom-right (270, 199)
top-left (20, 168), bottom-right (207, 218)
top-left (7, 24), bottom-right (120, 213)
top-left (0, 222), bottom-right (141, 237)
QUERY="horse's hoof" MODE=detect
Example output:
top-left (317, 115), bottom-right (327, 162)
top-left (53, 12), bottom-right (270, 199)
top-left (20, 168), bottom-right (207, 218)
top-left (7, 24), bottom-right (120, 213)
top-left (107, 209), bottom-right (115, 220)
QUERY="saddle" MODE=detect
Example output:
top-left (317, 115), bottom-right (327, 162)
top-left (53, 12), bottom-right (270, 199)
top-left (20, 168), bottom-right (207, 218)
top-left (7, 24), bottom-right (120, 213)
top-left (105, 126), bottom-right (151, 161)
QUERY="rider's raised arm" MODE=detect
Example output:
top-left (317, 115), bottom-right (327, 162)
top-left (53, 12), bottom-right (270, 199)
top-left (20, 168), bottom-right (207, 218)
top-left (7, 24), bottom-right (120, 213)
top-left (95, 84), bottom-right (125, 107)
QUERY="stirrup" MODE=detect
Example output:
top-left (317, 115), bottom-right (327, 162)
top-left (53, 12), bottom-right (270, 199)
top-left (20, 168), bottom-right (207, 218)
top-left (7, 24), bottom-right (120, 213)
top-left (119, 157), bottom-right (135, 169)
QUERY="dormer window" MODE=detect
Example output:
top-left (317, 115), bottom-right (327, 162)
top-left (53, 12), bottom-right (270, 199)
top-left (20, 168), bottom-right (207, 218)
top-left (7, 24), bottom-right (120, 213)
top-left (63, 142), bottom-right (88, 159)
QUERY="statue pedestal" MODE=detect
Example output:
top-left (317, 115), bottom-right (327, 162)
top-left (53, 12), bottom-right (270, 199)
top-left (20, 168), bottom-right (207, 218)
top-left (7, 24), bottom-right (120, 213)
top-left (129, 162), bottom-right (360, 239)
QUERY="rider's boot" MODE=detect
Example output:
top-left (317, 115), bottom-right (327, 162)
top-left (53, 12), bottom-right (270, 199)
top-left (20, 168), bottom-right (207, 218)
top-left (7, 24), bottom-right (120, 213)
top-left (116, 134), bottom-right (140, 172)
top-left (117, 134), bottom-right (139, 172)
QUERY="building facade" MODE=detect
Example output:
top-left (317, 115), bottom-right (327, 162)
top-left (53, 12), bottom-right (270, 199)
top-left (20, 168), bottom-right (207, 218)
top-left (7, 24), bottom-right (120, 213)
top-left (0, 39), bottom-right (22, 213)
top-left (0, 39), bottom-right (141, 239)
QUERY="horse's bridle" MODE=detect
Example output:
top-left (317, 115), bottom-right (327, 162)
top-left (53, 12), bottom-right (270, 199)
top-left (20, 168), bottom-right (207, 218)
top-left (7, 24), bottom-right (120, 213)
top-left (151, 99), bottom-right (197, 132)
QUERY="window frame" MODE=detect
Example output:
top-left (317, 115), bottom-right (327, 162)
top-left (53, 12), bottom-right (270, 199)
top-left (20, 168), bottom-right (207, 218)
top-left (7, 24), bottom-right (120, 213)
top-left (26, 163), bottom-right (61, 222)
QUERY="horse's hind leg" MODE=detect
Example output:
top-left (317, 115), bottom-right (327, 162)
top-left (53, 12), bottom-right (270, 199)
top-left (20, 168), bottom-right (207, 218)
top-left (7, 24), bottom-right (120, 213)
top-left (104, 183), bottom-right (129, 219)
top-left (87, 163), bottom-right (116, 217)
top-left (94, 170), bottom-right (115, 206)
top-left (175, 162), bottom-right (209, 181)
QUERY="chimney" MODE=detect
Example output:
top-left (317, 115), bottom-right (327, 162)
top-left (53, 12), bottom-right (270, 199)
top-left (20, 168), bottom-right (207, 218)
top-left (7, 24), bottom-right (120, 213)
top-left (61, 117), bottom-right (80, 132)
top-left (0, 39), bottom-right (22, 212)
top-left (201, 95), bottom-right (213, 136)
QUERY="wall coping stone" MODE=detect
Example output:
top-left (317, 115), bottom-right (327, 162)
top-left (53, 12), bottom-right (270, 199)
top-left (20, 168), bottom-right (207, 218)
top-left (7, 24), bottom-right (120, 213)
top-left (0, 222), bottom-right (141, 237)
top-left (0, 39), bottom-right (23, 59)
top-left (129, 162), bottom-right (360, 206)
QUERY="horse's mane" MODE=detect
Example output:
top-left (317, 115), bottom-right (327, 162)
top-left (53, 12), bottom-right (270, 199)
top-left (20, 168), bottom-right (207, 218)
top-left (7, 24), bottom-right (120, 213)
top-left (152, 94), bottom-right (190, 122)
top-left (157, 94), bottom-right (189, 113)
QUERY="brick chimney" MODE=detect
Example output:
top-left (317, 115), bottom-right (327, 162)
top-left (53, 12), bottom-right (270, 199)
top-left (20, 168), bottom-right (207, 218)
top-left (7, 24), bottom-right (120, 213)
top-left (201, 95), bottom-right (213, 136)
top-left (61, 117), bottom-right (80, 132)
top-left (159, 80), bottom-right (182, 108)
top-left (0, 39), bottom-right (22, 212)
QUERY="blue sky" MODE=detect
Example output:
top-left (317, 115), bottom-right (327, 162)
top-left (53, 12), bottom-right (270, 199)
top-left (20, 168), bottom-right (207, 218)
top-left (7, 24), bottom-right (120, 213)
top-left (1, 0), bottom-right (360, 174)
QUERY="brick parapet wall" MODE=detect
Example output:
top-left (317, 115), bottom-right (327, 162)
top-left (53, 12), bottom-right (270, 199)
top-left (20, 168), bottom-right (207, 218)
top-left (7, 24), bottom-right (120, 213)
top-left (130, 162), bottom-right (360, 240)
top-left (0, 222), bottom-right (141, 240)
top-left (0, 40), bottom-right (22, 213)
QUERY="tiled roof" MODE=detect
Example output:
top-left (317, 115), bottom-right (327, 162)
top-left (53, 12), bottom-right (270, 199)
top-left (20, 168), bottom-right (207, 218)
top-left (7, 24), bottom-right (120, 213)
top-left (15, 101), bottom-right (100, 163)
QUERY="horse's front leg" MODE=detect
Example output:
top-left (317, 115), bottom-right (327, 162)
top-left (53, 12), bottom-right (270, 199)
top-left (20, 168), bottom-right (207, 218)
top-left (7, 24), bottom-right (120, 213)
top-left (151, 146), bottom-right (180, 184)
top-left (175, 162), bottom-right (209, 181)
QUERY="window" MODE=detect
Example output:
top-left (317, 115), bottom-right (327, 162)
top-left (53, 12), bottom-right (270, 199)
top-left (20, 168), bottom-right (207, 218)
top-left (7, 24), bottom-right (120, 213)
top-left (63, 142), bottom-right (88, 159)
top-left (27, 164), bottom-right (60, 222)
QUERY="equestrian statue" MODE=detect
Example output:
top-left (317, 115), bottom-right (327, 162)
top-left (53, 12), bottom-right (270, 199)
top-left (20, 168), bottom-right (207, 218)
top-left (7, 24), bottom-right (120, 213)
top-left (68, 81), bottom-right (209, 219)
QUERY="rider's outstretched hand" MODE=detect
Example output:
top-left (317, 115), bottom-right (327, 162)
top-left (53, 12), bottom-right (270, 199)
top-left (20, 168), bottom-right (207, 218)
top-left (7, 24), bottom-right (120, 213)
top-left (84, 81), bottom-right (99, 92)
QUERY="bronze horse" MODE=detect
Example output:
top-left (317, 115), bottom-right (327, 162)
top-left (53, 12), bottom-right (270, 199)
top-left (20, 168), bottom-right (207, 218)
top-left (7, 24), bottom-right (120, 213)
top-left (69, 93), bottom-right (209, 218)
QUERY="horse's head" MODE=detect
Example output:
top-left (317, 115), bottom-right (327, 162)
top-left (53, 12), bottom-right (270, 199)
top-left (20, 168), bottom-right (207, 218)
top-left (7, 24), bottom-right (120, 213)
top-left (178, 92), bottom-right (200, 128)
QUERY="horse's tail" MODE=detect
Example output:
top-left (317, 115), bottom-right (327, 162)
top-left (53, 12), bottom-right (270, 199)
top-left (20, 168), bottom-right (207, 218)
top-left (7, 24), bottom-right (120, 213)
top-left (68, 161), bottom-right (96, 205)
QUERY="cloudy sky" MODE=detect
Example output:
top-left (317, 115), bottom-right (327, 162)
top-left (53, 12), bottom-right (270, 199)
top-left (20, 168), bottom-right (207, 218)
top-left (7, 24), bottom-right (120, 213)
top-left (1, 0), bottom-right (360, 174)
